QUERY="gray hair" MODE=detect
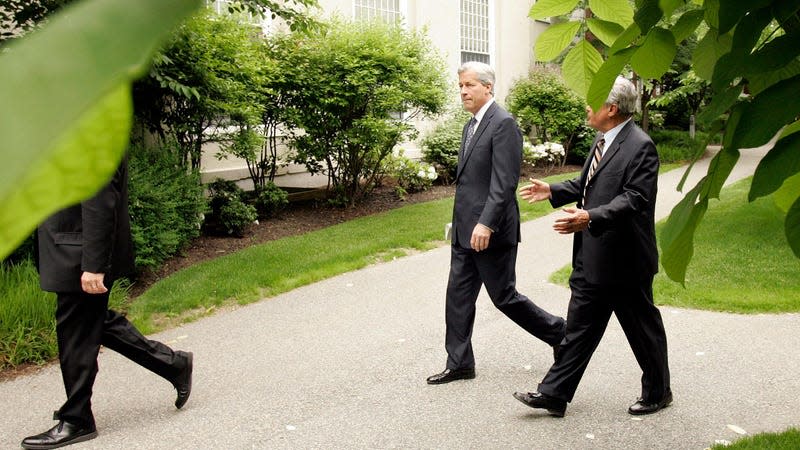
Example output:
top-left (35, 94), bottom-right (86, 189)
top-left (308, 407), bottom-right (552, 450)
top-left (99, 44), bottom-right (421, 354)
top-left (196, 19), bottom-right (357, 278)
top-left (458, 61), bottom-right (495, 94)
top-left (605, 76), bottom-right (639, 116)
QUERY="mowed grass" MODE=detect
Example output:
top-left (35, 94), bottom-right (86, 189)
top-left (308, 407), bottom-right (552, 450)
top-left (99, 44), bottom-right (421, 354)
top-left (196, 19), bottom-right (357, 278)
top-left (711, 427), bottom-right (800, 449)
top-left (130, 171), bottom-right (578, 334)
top-left (550, 177), bottom-right (800, 313)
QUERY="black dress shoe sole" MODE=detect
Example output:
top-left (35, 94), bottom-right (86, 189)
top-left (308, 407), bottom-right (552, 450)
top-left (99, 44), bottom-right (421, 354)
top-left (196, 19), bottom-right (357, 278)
top-left (628, 396), bottom-right (673, 415)
top-left (513, 392), bottom-right (566, 417)
top-left (175, 351), bottom-right (193, 409)
top-left (426, 370), bottom-right (475, 385)
top-left (21, 430), bottom-right (98, 450)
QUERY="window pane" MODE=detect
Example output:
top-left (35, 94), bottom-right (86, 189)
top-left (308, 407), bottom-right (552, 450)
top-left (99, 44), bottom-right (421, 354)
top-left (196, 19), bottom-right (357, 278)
top-left (460, 0), bottom-right (490, 64)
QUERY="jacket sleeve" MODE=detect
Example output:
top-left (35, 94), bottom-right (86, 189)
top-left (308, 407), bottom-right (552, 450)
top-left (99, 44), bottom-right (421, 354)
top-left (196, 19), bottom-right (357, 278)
top-left (478, 115), bottom-right (522, 230)
top-left (80, 167), bottom-right (122, 274)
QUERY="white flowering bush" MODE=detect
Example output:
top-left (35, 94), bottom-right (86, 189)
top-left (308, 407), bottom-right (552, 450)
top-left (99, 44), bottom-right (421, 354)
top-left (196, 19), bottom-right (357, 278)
top-left (384, 151), bottom-right (439, 199)
top-left (522, 141), bottom-right (565, 173)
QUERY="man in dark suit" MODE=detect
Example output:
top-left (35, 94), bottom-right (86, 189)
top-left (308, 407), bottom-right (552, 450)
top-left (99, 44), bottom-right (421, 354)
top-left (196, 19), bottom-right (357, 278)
top-left (427, 62), bottom-right (565, 385)
top-left (513, 77), bottom-right (671, 417)
top-left (22, 158), bottom-right (193, 449)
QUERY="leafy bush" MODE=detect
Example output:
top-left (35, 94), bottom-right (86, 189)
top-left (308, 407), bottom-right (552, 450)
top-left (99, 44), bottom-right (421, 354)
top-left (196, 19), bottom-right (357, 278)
top-left (252, 181), bottom-right (288, 219)
top-left (421, 108), bottom-right (471, 183)
top-left (129, 144), bottom-right (207, 271)
top-left (206, 179), bottom-right (257, 237)
top-left (507, 69), bottom-right (586, 165)
top-left (384, 151), bottom-right (438, 199)
top-left (650, 129), bottom-right (710, 164)
top-left (276, 18), bottom-right (448, 205)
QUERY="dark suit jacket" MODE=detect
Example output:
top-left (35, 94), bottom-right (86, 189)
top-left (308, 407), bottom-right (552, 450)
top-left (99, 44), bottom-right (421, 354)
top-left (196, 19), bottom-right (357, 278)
top-left (452, 101), bottom-right (522, 249)
top-left (550, 120), bottom-right (659, 285)
top-left (37, 159), bottom-right (135, 292)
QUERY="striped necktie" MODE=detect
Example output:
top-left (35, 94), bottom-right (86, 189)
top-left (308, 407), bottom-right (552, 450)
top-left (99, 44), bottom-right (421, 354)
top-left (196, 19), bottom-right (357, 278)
top-left (463, 118), bottom-right (477, 155)
top-left (583, 138), bottom-right (605, 201)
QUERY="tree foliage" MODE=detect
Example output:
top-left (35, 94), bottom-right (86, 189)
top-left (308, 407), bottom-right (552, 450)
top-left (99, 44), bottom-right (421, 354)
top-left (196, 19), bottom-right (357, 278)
top-left (275, 19), bottom-right (449, 205)
top-left (133, 10), bottom-right (264, 170)
top-left (507, 68), bottom-right (588, 165)
top-left (529, 0), bottom-right (800, 283)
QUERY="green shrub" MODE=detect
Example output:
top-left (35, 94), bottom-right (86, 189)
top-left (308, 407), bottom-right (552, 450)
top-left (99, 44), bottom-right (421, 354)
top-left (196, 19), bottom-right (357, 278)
top-left (384, 151), bottom-right (438, 199)
top-left (206, 179), bottom-right (257, 237)
top-left (421, 108), bottom-right (470, 183)
top-left (129, 144), bottom-right (207, 272)
top-left (507, 68), bottom-right (586, 165)
top-left (252, 182), bottom-right (288, 219)
top-left (650, 129), bottom-right (710, 164)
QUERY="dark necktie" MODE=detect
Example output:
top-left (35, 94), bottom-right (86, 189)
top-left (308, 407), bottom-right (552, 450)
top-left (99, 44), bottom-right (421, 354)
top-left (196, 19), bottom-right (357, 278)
top-left (463, 118), bottom-right (477, 154)
top-left (583, 138), bottom-right (605, 201)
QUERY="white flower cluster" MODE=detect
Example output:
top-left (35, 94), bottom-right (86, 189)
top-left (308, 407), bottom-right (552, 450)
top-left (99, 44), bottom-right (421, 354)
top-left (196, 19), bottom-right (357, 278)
top-left (523, 141), bottom-right (565, 163)
top-left (417, 164), bottom-right (438, 181)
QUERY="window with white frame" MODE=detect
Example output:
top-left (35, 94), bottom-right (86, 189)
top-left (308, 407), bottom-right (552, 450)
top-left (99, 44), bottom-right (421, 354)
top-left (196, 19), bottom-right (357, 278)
top-left (354, 0), bottom-right (403, 23)
top-left (460, 0), bottom-right (491, 65)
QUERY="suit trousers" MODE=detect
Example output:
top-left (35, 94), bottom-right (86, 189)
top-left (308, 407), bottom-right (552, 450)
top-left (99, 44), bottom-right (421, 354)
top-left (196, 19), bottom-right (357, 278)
top-left (54, 290), bottom-right (184, 428)
top-left (537, 269), bottom-right (670, 403)
top-left (445, 244), bottom-right (565, 369)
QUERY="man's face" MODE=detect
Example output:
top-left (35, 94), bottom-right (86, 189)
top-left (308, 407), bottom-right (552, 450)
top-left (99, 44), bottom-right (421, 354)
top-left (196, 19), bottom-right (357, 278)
top-left (586, 103), bottom-right (618, 132)
top-left (459, 70), bottom-right (492, 114)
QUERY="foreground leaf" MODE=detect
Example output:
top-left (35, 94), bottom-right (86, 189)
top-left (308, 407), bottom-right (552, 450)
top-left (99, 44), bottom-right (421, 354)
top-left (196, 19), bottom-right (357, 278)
top-left (534, 21), bottom-right (582, 61)
top-left (529, 0), bottom-right (579, 20)
top-left (562, 39), bottom-right (603, 98)
top-left (0, 0), bottom-right (201, 259)
top-left (750, 131), bottom-right (800, 201)
top-left (630, 27), bottom-right (677, 80)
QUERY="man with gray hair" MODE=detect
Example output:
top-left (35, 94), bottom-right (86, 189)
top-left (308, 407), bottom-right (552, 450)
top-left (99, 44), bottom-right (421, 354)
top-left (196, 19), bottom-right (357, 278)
top-left (514, 76), bottom-right (671, 417)
top-left (426, 62), bottom-right (566, 385)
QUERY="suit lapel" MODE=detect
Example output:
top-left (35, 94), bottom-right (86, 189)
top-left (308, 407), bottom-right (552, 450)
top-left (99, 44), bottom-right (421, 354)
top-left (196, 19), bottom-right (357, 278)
top-left (591, 121), bottom-right (634, 177)
top-left (456, 102), bottom-right (497, 179)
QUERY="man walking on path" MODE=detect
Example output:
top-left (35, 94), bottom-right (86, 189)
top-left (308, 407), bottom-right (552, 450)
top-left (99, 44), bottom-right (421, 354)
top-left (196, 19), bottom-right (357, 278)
top-left (427, 61), bottom-right (565, 385)
top-left (22, 157), bottom-right (193, 449)
top-left (514, 76), bottom-right (671, 417)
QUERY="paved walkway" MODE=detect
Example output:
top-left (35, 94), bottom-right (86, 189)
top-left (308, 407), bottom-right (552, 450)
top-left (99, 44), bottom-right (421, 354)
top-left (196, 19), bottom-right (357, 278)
top-left (3, 146), bottom-right (799, 449)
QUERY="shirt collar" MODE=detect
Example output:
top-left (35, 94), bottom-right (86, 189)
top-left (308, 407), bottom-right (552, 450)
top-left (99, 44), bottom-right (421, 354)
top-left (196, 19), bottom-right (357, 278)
top-left (600, 117), bottom-right (631, 152)
top-left (472, 97), bottom-right (495, 125)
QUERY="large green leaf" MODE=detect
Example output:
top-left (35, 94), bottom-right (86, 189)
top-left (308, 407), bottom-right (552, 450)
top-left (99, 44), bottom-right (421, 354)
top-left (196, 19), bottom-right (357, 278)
top-left (0, 0), bottom-right (202, 259)
top-left (587, 47), bottom-right (636, 110)
top-left (775, 173), bottom-right (800, 213)
top-left (660, 181), bottom-right (709, 284)
top-left (534, 21), bottom-right (582, 61)
top-left (693, 29), bottom-right (733, 81)
top-left (671, 9), bottom-right (705, 44)
top-left (696, 84), bottom-right (742, 126)
top-left (732, 75), bottom-right (800, 150)
top-left (587, 18), bottom-right (625, 46)
top-left (633, 0), bottom-right (663, 33)
top-left (589, 0), bottom-right (634, 27)
top-left (704, 0), bottom-right (720, 29)
top-left (529, 0), bottom-right (580, 20)
top-left (786, 195), bottom-right (800, 258)
top-left (750, 131), bottom-right (800, 201)
top-left (748, 57), bottom-right (800, 96)
top-left (717, 0), bottom-right (772, 35)
top-left (562, 38), bottom-right (604, 98)
top-left (630, 27), bottom-right (677, 79)
top-left (701, 146), bottom-right (740, 200)
top-left (610, 22), bottom-right (642, 54)
top-left (747, 33), bottom-right (800, 75)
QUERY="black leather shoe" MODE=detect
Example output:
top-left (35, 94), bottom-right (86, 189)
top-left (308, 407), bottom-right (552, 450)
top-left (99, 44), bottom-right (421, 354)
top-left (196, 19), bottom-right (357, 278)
top-left (21, 421), bottom-right (97, 449)
top-left (173, 351), bottom-right (193, 409)
top-left (426, 368), bottom-right (475, 384)
top-left (513, 391), bottom-right (567, 417)
top-left (628, 391), bottom-right (673, 415)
